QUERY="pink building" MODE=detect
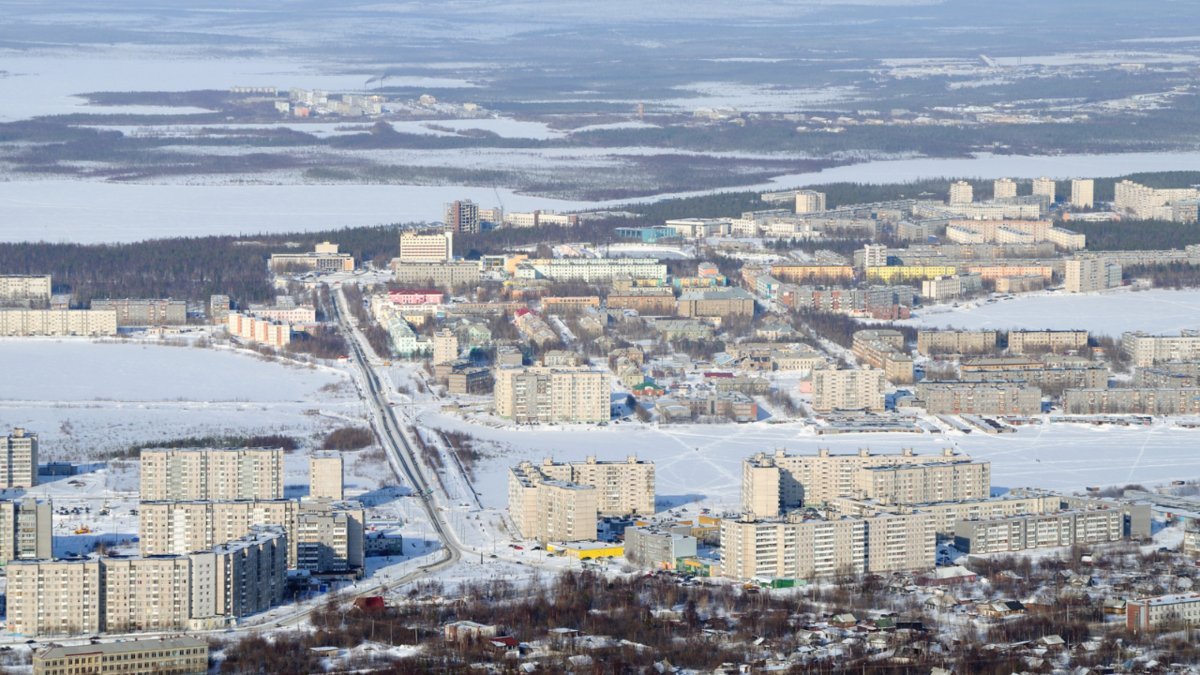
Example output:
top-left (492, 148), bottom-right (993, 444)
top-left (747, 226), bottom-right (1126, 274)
top-left (388, 289), bottom-right (444, 306)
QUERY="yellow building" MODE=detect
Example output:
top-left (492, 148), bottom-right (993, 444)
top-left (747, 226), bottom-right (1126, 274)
top-left (866, 266), bottom-right (957, 283)
top-left (547, 542), bottom-right (625, 560)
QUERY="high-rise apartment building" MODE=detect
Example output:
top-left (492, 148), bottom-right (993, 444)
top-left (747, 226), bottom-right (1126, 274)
top-left (32, 637), bottom-right (208, 675)
top-left (1, 427), bottom-right (38, 488)
top-left (493, 366), bottom-right (610, 424)
top-left (139, 447), bottom-right (284, 501)
top-left (444, 200), bottom-right (480, 234)
top-left (948, 181), bottom-right (973, 205)
top-left (1032, 176), bottom-right (1056, 203)
top-left (399, 229), bottom-right (454, 263)
top-left (1070, 178), bottom-right (1094, 208)
top-left (719, 514), bottom-right (866, 581)
top-left (811, 368), bottom-right (886, 412)
top-left (508, 461), bottom-right (598, 543)
top-left (0, 498), bottom-right (52, 564)
top-left (740, 448), bottom-right (972, 518)
top-left (432, 328), bottom-right (459, 365)
top-left (993, 178), bottom-right (1017, 199)
top-left (0, 275), bottom-right (51, 307)
top-left (309, 453), bottom-right (344, 501)
top-left (1064, 256), bottom-right (1122, 293)
top-left (536, 456), bottom-right (655, 516)
top-left (794, 190), bottom-right (827, 214)
top-left (1123, 331), bottom-right (1200, 367)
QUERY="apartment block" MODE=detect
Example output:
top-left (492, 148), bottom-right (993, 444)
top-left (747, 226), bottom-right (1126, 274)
top-left (854, 461), bottom-right (991, 506)
top-left (309, 452), bottom-right (344, 500)
top-left (606, 287), bottom-right (677, 315)
top-left (503, 210), bottom-right (579, 228)
top-left (0, 308), bottom-right (117, 337)
top-left (507, 461), bottom-right (599, 543)
top-left (139, 447), bottom-right (284, 501)
top-left (515, 258), bottom-right (668, 283)
top-left (0, 498), bottom-right (52, 564)
top-left (1, 427), bottom-right (38, 488)
top-left (6, 558), bottom-right (103, 636)
top-left (916, 330), bottom-right (998, 356)
top-left (33, 637), bottom-right (208, 675)
top-left (794, 190), bottom-right (827, 213)
top-left (226, 312), bottom-right (291, 348)
top-left (268, 241), bottom-right (354, 273)
top-left (1128, 594), bottom-right (1200, 632)
top-left (993, 178), bottom-right (1017, 200)
top-left (863, 512), bottom-right (937, 574)
top-left (138, 499), bottom-right (363, 574)
top-left (1007, 329), bottom-right (1089, 354)
top-left (399, 229), bottom-right (454, 263)
top-left (537, 455), bottom-right (655, 516)
top-left (1115, 179), bottom-right (1200, 221)
top-left (391, 260), bottom-right (481, 288)
top-left (917, 381), bottom-right (1042, 416)
top-left (948, 181), bottom-right (973, 204)
top-left (719, 515), bottom-right (866, 581)
top-left (676, 287), bottom-right (755, 318)
top-left (921, 273), bottom-right (983, 301)
top-left (1064, 256), bottom-right (1122, 293)
top-left (623, 525), bottom-right (698, 570)
top-left (851, 329), bottom-right (914, 383)
top-left (1063, 388), bottom-right (1200, 415)
top-left (0, 274), bottom-right (51, 307)
top-left (1135, 361), bottom-right (1200, 388)
top-left (1122, 331), bottom-right (1200, 367)
top-left (954, 509), bottom-right (1123, 554)
top-left (444, 200), bottom-right (480, 233)
top-left (493, 366), bottom-right (609, 424)
top-left (740, 447), bottom-right (970, 517)
top-left (829, 495), bottom-right (1053, 536)
top-left (811, 367), bottom-right (886, 413)
top-left (959, 355), bottom-right (1109, 390)
top-left (1070, 178), bottom-right (1094, 208)
top-left (90, 298), bottom-right (186, 326)
top-left (1032, 176), bottom-right (1056, 203)
top-left (244, 298), bottom-right (316, 324)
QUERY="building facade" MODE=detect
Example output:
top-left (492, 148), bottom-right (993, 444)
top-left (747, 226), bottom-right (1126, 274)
top-left (139, 447), bottom-right (284, 501)
top-left (954, 509), bottom-right (1124, 554)
top-left (507, 461), bottom-right (599, 543)
top-left (0, 309), bottom-right (117, 337)
top-left (32, 637), bottom-right (208, 675)
top-left (493, 366), bottom-right (609, 424)
top-left (90, 299), bottom-right (187, 326)
top-left (1, 427), bottom-right (38, 488)
top-left (811, 368), bottom-right (886, 413)
top-left (399, 229), bottom-right (454, 263)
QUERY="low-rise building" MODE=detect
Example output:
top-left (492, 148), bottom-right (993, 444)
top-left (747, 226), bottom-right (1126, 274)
top-left (0, 497), bottom-right (52, 564)
top-left (227, 312), bottom-right (291, 348)
top-left (606, 287), bottom-right (677, 315)
top-left (1123, 331), bottom-right (1200, 367)
top-left (0, 308), bottom-right (117, 336)
top-left (1, 427), bottom-right (38, 488)
top-left (1063, 387), bottom-right (1200, 415)
top-left (623, 525), bottom-right (698, 570)
top-left (269, 241), bottom-right (354, 273)
top-left (140, 447), bottom-right (283, 501)
top-left (32, 637), bottom-right (208, 675)
top-left (851, 329), bottom-right (913, 383)
top-left (0, 274), bottom-right (51, 307)
top-left (917, 330), bottom-right (997, 356)
top-left (1008, 330), bottom-right (1089, 354)
top-left (1128, 594), bottom-right (1200, 632)
top-left (392, 260), bottom-right (481, 288)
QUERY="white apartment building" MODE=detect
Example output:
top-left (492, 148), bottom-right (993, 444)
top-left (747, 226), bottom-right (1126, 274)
top-left (741, 447), bottom-right (972, 518)
top-left (719, 515), bottom-right (866, 581)
top-left (1115, 179), bottom-right (1200, 221)
top-left (0, 275), bottom-right (51, 306)
top-left (1032, 176), bottom-right (1056, 203)
top-left (1128, 594), bottom-right (1200, 631)
top-left (508, 461), bottom-right (599, 543)
top-left (811, 367), bottom-right (886, 413)
top-left (795, 190), bottom-right (827, 214)
top-left (948, 181), bottom-right (974, 205)
top-left (494, 366), bottom-right (610, 424)
top-left (1, 427), bottom-right (37, 488)
top-left (309, 453), bottom-right (344, 501)
top-left (1064, 256), bottom-right (1122, 293)
top-left (432, 328), bottom-right (459, 365)
top-left (139, 447), bottom-right (284, 501)
top-left (1122, 331), bottom-right (1200, 367)
top-left (503, 211), bottom-right (578, 228)
top-left (536, 455), bottom-right (655, 516)
top-left (516, 258), bottom-right (669, 283)
top-left (227, 312), bottom-right (291, 348)
top-left (0, 498), bottom-right (52, 564)
top-left (6, 527), bottom-right (287, 637)
top-left (993, 178), bottom-right (1017, 200)
top-left (1070, 178), bottom-right (1094, 208)
top-left (399, 229), bottom-right (454, 263)
top-left (0, 309), bottom-right (116, 337)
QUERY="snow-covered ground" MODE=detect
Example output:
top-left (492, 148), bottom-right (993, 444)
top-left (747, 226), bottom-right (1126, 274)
top-left (422, 410), bottom-right (1200, 515)
top-left (900, 288), bottom-right (1200, 336)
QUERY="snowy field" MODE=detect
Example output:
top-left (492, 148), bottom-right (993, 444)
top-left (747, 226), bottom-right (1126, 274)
top-left (900, 288), bottom-right (1200, 336)
top-left (423, 411), bottom-right (1200, 514)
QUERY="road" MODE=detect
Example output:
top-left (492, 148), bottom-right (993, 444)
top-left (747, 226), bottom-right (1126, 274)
top-left (331, 286), bottom-right (465, 576)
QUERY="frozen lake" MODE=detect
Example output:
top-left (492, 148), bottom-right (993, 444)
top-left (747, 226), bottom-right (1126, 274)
top-left (901, 288), bottom-right (1200, 337)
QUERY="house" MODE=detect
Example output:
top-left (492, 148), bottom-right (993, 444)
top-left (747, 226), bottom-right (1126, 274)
top-left (352, 596), bottom-right (387, 615)
top-left (444, 620), bottom-right (498, 643)
top-left (977, 600), bottom-right (1025, 618)
top-left (830, 613), bottom-right (857, 628)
